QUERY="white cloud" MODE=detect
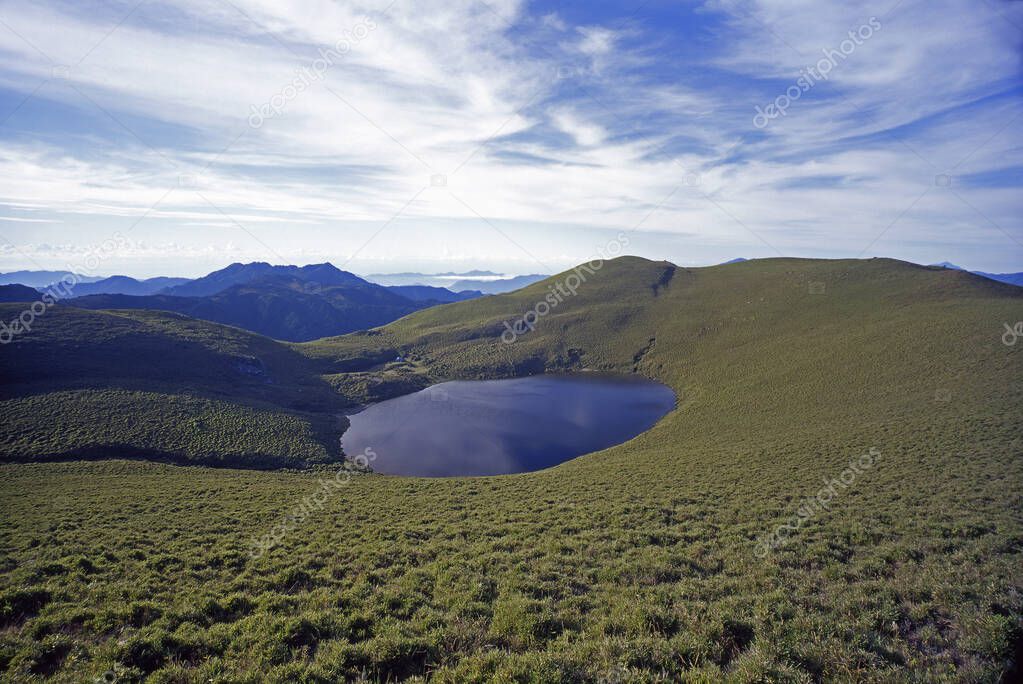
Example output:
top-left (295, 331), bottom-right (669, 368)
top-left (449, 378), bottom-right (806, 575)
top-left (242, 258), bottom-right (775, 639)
top-left (540, 13), bottom-right (567, 31)
top-left (577, 26), bottom-right (616, 56)
top-left (0, 0), bottom-right (1018, 273)
top-left (550, 109), bottom-right (607, 146)
top-left (0, 216), bottom-right (61, 223)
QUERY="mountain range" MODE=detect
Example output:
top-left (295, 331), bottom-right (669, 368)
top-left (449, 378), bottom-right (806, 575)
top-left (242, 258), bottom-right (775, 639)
top-left (64, 275), bottom-right (191, 297)
top-left (0, 270), bottom-right (103, 288)
top-left (1, 260), bottom-right (1018, 343)
top-left (59, 263), bottom-right (483, 342)
top-left (6, 260), bottom-right (1019, 297)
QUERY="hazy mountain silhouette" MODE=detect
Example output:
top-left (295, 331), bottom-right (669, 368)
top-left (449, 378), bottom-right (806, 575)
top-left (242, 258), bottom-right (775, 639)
top-left (64, 263), bottom-right (459, 341)
top-left (448, 274), bottom-right (548, 294)
top-left (0, 284), bottom-right (41, 302)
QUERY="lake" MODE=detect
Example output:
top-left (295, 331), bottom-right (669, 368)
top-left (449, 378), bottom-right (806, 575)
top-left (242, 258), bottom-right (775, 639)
top-left (341, 374), bottom-right (676, 477)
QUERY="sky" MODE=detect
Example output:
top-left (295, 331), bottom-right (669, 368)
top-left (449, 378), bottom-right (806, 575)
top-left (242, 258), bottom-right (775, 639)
top-left (0, 0), bottom-right (1020, 278)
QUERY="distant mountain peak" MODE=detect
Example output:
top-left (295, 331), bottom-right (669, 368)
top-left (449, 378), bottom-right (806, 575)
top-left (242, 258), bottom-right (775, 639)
top-left (162, 261), bottom-right (367, 297)
top-left (925, 261), bottom-right (1021, 287)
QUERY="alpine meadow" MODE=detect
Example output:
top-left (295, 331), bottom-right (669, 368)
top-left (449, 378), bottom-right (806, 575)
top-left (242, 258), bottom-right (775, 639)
top-left (0, 0), bottom-right (1021, 683)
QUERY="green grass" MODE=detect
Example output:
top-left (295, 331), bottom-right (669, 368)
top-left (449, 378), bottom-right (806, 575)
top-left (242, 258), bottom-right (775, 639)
top-left (0, 256), bottom-right (1021, 681)
top-left (0, 306), bottom-right (348, 467)
top-left (0, 390), bottom-right (340, 468)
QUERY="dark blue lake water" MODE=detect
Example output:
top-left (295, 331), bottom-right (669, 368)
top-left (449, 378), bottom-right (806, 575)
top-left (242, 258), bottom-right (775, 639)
top-left (341, 374), bottom-right (676, 477)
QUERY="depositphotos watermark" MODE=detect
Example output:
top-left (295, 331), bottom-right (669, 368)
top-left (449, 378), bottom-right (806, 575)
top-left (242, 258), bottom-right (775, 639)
top-left (754, 447), bottom-right (882, 557)
top-left (248, 19), bottom-right (377, 128)
top-left (248, 447), bottom-right (377, 559)
top-left (753, 17), bottom-right (881, 129)
top-left (501, 232), bottom-right (630, 344)
top-left (1002, 321), bottom-right (1023, 346)
top-left (0, 233), bottom-right (128, 345)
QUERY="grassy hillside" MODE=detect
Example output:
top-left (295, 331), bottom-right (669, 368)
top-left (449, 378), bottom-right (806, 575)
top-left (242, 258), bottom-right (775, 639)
top-left (0, 306), bottom-right (348, 467)
top-left (0, 257), bottom-right (1021, 681)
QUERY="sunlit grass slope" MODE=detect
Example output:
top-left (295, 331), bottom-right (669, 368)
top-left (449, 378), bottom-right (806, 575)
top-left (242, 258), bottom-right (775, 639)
top-left (0, 256), bottom-right (1020, 681)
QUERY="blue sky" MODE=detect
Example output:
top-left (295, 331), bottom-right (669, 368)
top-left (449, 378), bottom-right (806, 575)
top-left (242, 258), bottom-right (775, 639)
top-left (0, 0), bottom-right (1020, 277)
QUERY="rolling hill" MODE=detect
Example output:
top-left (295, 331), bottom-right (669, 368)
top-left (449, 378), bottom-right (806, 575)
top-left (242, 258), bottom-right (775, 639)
top-left (0, 284), bottom-right (41, 302)
top-left (0, 256), bottom-right (1020, 681)
top-left (0, 305), bottom-right (349, 467)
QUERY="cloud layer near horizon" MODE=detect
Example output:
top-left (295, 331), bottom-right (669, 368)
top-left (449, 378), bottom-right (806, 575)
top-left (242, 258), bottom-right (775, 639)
top-left (0, 0), bottom-right (1020, 276)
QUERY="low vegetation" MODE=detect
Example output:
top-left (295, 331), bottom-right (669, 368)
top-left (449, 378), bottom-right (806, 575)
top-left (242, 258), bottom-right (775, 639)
top-left (0, 390), bottom-right (341, 468)
top-left (0, 257), bottom-right (1020, 681)
top-left (0, 306), bottom-right (347, 467)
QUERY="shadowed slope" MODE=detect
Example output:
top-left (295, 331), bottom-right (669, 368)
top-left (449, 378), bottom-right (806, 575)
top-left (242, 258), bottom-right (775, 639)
top-left (0, 307), bottom-right (348, 466)
top-left (67, 268), bottom-right (431, 342)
